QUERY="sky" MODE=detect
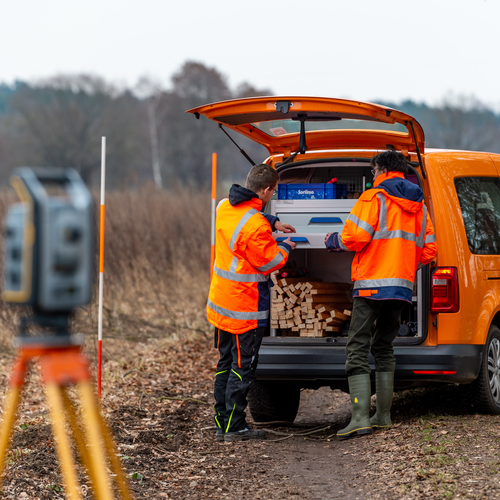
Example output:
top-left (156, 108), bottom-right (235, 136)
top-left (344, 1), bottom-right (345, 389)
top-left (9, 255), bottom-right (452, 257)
top-left (1, 0), bottom-right (499, 110)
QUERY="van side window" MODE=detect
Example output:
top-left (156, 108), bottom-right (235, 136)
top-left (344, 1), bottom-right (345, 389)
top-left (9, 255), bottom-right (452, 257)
top-left (455, 177), bottom-right (500, 255)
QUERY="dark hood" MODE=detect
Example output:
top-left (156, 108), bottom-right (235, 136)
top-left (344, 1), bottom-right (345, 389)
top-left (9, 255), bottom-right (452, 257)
top-left (229, 184), bottom-right (260, 206)
top-left (378, 177), bottom-right (424, 203)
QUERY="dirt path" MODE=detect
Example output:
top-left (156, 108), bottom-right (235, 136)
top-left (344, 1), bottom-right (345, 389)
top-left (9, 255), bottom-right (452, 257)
top-left (273, 388), bottom-right (374, 500)
top-left (262, 386), bottom-right (500, 500)
top-left (1, 334), bottom-right (500, 499)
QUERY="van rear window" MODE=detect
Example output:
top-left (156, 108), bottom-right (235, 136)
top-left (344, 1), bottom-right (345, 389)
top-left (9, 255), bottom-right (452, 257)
top-left (455, 177), bottom-right (500, 255)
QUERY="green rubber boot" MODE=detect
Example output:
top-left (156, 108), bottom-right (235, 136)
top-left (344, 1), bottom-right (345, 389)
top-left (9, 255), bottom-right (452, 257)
top-left (337, 374), bottom-right (373, 439)
top-left (370, 371), bottom-right (394, 429)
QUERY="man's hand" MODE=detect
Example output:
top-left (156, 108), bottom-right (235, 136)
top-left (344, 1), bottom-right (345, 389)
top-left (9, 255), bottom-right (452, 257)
top-left (282, 237), bottom-right (296, 250)
top-left (275, 221), bottom-right (296, 233)
top-left (325, 232), bottom-right (343, 253)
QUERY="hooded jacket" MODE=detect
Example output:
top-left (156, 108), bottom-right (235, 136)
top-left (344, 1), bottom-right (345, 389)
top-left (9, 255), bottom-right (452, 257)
top-left (326, 172), bottom-right (437, 302)
top-left (207, 184), bottom-right (292, 334)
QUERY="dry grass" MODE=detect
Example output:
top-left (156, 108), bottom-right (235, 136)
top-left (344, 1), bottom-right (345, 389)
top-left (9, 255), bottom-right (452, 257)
top-left (0, 185), bottom-right (213, 356)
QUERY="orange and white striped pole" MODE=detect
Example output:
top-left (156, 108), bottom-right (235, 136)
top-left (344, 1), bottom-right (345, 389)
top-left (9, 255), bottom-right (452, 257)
top-left (210, 153), bottom-right (217, 281)
top-left (98, 136), bottom-right (106, 398)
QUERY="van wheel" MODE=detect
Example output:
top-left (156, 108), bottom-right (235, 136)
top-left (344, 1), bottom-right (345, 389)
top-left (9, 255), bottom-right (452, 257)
top-left (460, 325), bottom-right (500, 414)
top-left (248, 381), bottom-right (300, 423)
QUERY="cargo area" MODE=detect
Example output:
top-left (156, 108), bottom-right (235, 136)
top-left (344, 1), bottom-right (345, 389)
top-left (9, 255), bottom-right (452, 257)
top-left (266, 160), bottom-right (427, 345)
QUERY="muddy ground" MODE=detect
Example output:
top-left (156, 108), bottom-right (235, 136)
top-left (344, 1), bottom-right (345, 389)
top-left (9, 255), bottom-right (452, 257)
top-left (1, 333), bottom-right (500, 500)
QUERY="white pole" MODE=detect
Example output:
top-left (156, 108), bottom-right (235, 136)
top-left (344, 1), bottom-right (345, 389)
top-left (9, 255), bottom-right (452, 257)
top-left (98, 136), bottom-right (106, 398)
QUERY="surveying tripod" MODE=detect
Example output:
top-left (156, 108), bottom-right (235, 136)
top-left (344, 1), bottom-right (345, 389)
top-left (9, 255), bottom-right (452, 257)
top-left (0, 317), bottom-right (133, 500)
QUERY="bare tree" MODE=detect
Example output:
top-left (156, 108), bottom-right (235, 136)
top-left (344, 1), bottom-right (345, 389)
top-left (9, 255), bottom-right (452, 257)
top-left (135, 77), bottom-right (164, 188)
top-left (172, 61), bottom-right (232, 103)
top-left (233, 82), bottom-right (273, 98)
top-left (160, 62), bottom-right (271, 187)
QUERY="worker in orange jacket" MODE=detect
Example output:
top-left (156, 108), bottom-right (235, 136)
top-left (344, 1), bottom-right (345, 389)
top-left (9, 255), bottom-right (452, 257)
top-left (325, 150), bottom-right (437, 439)
top-left (209, 163), bottom-right (296, 442)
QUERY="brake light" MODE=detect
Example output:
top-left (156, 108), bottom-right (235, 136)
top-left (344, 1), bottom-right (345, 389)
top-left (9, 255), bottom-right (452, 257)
top-left (413, 370), bottom-right (457, 375)
top-left (430, 267), bottom-right (459, 313)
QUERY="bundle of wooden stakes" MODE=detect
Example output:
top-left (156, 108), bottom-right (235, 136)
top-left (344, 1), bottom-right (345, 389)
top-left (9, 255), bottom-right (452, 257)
top-left (270, 274), bottom-right (353, 337)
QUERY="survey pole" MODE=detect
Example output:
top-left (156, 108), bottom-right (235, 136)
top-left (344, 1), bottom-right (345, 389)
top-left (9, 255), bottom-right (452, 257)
top-left (210, 153), bottom-right (217, 281)
top-left (98, 137), bottom-right (106, 398)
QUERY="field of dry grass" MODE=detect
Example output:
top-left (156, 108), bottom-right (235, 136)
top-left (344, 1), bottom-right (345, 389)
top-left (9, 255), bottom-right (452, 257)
top-left (0, 185), bottom-right (213, 354)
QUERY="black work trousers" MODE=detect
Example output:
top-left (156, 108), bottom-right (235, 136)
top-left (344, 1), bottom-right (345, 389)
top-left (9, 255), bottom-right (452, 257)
top-left (345, 297), bottom-right (405, 377)
top-left (213, 327), bottom-right (265, 433)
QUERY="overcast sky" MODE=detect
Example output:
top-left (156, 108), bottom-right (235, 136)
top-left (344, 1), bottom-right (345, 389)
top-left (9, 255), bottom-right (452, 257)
top-left (1, 0), bottom-right (499, 109)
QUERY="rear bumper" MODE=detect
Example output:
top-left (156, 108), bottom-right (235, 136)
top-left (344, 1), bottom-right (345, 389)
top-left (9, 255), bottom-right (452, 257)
top-left (255, 340), bottom-right (483, 385)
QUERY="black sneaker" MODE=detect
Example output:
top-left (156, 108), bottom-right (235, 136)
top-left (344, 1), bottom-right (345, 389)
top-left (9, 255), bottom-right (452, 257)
top-left (224, 427), bottom-right (266, 442)
top-left (216, 429), bottom-right (225, 442)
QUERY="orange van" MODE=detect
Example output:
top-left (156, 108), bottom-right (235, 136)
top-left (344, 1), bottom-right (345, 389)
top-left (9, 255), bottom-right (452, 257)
top-left (188, 97), bottom-right (500, 422)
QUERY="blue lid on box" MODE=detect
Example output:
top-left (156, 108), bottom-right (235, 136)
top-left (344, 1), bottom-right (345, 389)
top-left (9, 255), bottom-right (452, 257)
top-left (278, 183), bottom-right (347, 199)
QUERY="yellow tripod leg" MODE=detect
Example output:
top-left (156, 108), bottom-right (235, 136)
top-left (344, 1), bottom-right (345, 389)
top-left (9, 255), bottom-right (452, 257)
top-left (60, 390), bottom-right (94, 486)
top-left (0, 387), bottom-right (22, 480)
top-left (96, 404), bottom-right (133, 500)
top-left (78, 381), bottom-right (115, 500)
top-left (62, 384), bottom-right (132, 499)
top-left (45, 383), bottom-right (82, 500)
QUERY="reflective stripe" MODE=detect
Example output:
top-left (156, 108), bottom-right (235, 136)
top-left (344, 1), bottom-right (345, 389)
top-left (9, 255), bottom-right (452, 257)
top-left (373, 193), bottom-right (428, 248)
top-left (425, 233), bottom-right (436, 244)
top-left (346, 213), bottom-right (375, 237)
top-left (207, 299), bottom-right (269, 320)
top-left (227, 208), bottom-right (259, 278)
top-left (373, 230), bottom-right (417, 242)
top-left (377, 193), bottom-right (387, 230)
top-left (277, 242), bottom-right (291, 256)
top-left (231, 368), bottom-right (242, 381)
top-left (213, 265), bottom-right (268, 282)
top-left (257, 249), bottom-right (286, 272)
top-left (375, 193), bottom-right (413, 241)
top-left (216, 198), bottom-right (228, 212)
top-left (354, 278), bottom-right (414, 290)
top-left (226, 404), bottom-right (236, 433)
top-left (416, 204), bottom-right (427, 248)
top-left (215, 370), bottom-right (228, 377)
top-left (229, 256), bottom-right (238, 273)
top-left (338, 234), bottom-right (350, 251)
top-left (229, 208), bottom-right (258, 251)
top-left (215, 415), bottom-right (222, 429)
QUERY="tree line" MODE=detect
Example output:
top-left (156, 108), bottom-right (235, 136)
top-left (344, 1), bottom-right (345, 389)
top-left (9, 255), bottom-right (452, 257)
top-left (0, 62), bottom-right (499, 189)
top-left (0, 62), bottom-right (270, 189)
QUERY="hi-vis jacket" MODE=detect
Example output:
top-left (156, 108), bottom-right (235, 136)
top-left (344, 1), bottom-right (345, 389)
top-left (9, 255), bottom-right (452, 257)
top-left (328, 172), bottom-right (437, 302)
top-left (208, 185), bottom-right (292, 334)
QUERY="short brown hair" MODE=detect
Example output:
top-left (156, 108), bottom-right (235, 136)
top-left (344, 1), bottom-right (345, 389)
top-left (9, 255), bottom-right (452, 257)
top-left (245, 163), bottom-right (279, 193)
top-left (371, 150), bottom-right (409, 175)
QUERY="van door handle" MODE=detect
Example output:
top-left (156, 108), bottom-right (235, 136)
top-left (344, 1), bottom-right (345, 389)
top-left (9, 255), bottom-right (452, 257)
top-left (309, 217), bottom-right (343, 224)
top-left (482, 271), bottom-right (500, 280)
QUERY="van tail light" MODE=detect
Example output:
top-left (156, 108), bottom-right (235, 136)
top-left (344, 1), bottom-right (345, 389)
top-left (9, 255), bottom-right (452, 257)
top-left (430, 267), bottom-right (459, 313)
top-left (413, 370), bottom-right (457, 375)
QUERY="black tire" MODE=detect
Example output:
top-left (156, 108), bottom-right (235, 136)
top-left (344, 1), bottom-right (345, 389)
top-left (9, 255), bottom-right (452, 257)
top-left (460, 325), bottom-right (500, 414)
top-left (248, 381), bottom-right (301, 423)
